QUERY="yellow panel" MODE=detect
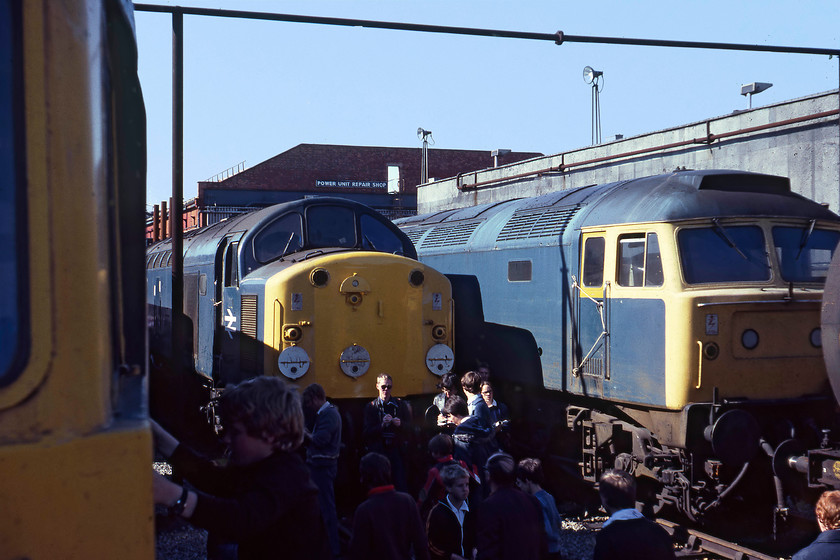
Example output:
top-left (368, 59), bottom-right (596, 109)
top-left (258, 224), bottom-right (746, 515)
top-left (0, 426), bottom-right (155, 559)
top-left (265, 252), bottom-right (454, 399)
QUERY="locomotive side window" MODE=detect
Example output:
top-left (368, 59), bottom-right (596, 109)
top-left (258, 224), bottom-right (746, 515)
top-left (582, 237), bottom-right (605, 287)
top-left (508, 260), bottom-right (532, 282)
top-left (772, 226), bottom-right (840, 282)
top-left (678, 225), bottom-right (769, 284)
top-left (224, 242), bottom-right (239, 287)
top-left (617, 236), bottom-right (645, 286)
top-left (617, 233), bottom-right (664, 287)
top-left (254, 213), bottom-right (303, 264)
top-left (645, 233), bottom-right (664, 286)
top-left (0, 0), bottom-right (25, 384)
top-left (307, 205), bottom-right (356, 248)
top-left (360, 214), bottom-right (406, 254)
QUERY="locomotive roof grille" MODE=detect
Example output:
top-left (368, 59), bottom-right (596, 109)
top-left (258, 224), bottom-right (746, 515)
top-left (420, 220), bottom-right (482, 248)
top-left (497, 205), bottom-right (580, 242)
top-left (404, 228), bottom-right (426, 245)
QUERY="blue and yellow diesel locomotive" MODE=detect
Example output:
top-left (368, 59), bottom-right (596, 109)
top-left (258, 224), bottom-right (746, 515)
top-left (147, 198), bottom-right (455, 441)
top-left (0, 0), bottom-right (153, 556)
top-left (399, 170), bottom-right (840, 528)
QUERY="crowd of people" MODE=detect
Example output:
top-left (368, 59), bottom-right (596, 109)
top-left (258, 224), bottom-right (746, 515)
top-left (151, 369), bottom-right (840, 560)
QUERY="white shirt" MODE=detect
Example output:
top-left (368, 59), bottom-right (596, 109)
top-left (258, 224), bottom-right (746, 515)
top-left (446, 495), bottom-right (470, 527)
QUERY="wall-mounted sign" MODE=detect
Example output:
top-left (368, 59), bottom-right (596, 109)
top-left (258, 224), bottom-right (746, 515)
top-left (315, 179), bottom-right (387, 189)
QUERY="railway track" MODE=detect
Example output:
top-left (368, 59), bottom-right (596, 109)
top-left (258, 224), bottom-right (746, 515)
top-left (657, 518), bottom-right (788, 560)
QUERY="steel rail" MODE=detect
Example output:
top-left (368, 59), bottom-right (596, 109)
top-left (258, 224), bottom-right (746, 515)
top-left (656, 518), bottom-right (785, 560)
top-left (133, 4), bottom-right (840, 56)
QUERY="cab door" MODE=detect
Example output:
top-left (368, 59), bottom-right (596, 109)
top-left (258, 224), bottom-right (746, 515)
top-left (572, 232), bottom-right (609, 396)
top-left (216, 234), bottom-right (243, 384)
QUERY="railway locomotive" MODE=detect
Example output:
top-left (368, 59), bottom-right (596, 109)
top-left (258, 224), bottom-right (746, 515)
top-left (0, 0), bottom-right (153, 556)
top-left (146, 198), bottom-right (456, 444)
top-left (398, 170), bottom-right (840, 535)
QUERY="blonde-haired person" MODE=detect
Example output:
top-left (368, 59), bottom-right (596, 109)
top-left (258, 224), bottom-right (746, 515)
top-left (152, 376), bottom-right (330, 560)
top-left (793, 490), bottom-right (840, 560)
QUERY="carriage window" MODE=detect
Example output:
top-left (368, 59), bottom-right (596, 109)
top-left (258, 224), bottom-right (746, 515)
top-left (307, 205), bottom-right (356, 248)
top-left (582, 237), bottom-right (605, 287)
top-left (254, 213), bottom-right (303, 264)
top-left (773, 226), bottom-right (840, 282)
top-left (0, 0), bottom-right (25, 384)
top-left (360, 214), bottom-right (405, 254)
top-left (678, 225), bottom-right (769, 283)
top-left (508, 260), bottom-right (532, 282)
top-left (617, 233), bottom-right (664, 287)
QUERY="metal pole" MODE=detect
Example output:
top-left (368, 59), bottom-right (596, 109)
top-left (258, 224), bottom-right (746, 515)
top-left (133, 5), bottom-right (840, 57)
top-left (170, 11), bottom-right (185, 371)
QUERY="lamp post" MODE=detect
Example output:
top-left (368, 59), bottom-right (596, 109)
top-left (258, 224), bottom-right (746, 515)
top-left (741, 82), bottom-right (773, 109)
top-left (583, 66), bottom-right (604, 145)
top-left (417, 128), bottom-right (433, 184)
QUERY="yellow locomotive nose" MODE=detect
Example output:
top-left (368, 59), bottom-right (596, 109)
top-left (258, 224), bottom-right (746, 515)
top-left (265, 252), bottom-right (454, 398)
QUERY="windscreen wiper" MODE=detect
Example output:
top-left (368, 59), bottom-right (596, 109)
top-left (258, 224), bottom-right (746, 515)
top-left (795, 219), bottom-right (816, 261)
top-left (711, 218), bottom-right (748, 261)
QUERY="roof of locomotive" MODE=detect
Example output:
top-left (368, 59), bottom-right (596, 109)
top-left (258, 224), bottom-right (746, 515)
top-left (396, 170), bottom-right (840, 253)
top-left (399, 169), bottom-right (838, 232)
top-left (147, 196), bottom-right (417, 263)
top-left (579, 170), bottom-right (839, 226)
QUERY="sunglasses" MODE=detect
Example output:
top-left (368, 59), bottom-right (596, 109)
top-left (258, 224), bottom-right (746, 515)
top-left (379, 385), bottom-right (392, 390)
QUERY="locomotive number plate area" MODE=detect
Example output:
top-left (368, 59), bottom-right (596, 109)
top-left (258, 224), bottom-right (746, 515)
top-left (705, 314), bottom-right (719, 336)
top-left (291, 293), bottom-right (303, 311)
top-left (433, 292), bottom-right (442, 311)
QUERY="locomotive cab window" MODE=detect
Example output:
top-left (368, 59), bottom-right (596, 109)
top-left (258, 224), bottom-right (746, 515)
top-left (0, 0), bottom-right (25, 385)
top-left (582, 236), bottom-right (605, 287)
top-left (772, 225), bottom-right (840, 282)
top-left (679, 224), bottom-right (770, 284)
top-left (254, 213), bottom-right (303, 264)
top-left (617, 233), bottom-right (664, 287)
top-left (307, 205), bottom-right (356, 249)
top-left (224, 242), bottom-right (239, 287)
top-left (360, 213), bottom-right (407, 255)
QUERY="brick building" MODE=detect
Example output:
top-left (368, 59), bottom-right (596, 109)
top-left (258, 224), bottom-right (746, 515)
top-left (147, 143), bottom-right (542, 242)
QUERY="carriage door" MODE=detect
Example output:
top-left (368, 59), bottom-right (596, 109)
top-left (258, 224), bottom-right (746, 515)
top-left (217, 235), bottom-right (242, 384)
top-left (573, 232), bottom-right (608, 396)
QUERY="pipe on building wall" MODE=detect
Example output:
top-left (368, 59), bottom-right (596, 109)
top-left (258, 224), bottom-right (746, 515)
top-left (153, 205), bottom-right (160, 242)
top-left (457, 108), bottom-right (840, 191)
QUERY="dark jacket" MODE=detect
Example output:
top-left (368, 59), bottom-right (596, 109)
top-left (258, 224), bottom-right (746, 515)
top-left (452, 415), bottom-right (497, 473)
top-left (363, 397), bottom-right (410, 453)
top-left (793, 529), bottom-right (840, 560)
top-left (306, 401), bottom-right (341, 465)
top-left (427, 498), bottom-right (476, 560)
top-left (170, 444), bottom-right (330, 560)
top-left (476, 486), bottom-right (546, 560)
top-left (593, 516), bottom-right (675, 560)
top-left (349, 486), bottom-right (430, 560)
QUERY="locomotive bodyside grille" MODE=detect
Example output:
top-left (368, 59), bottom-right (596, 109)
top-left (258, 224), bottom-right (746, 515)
top-left (496, 205), bottom-right (579, 241)
top-left (420, 221), bottom-right (481, 248)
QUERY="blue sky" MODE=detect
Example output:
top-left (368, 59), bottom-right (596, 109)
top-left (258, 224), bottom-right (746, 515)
top-left (135, 1), bottom-right (840, 210)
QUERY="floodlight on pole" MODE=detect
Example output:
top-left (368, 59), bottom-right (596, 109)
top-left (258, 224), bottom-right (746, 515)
top-left (583, 66), bottom-right (604, 145)
top-left (417, 128), bottom-right (433, 184)
top-left (741, 82), bottom-right (773, 109)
